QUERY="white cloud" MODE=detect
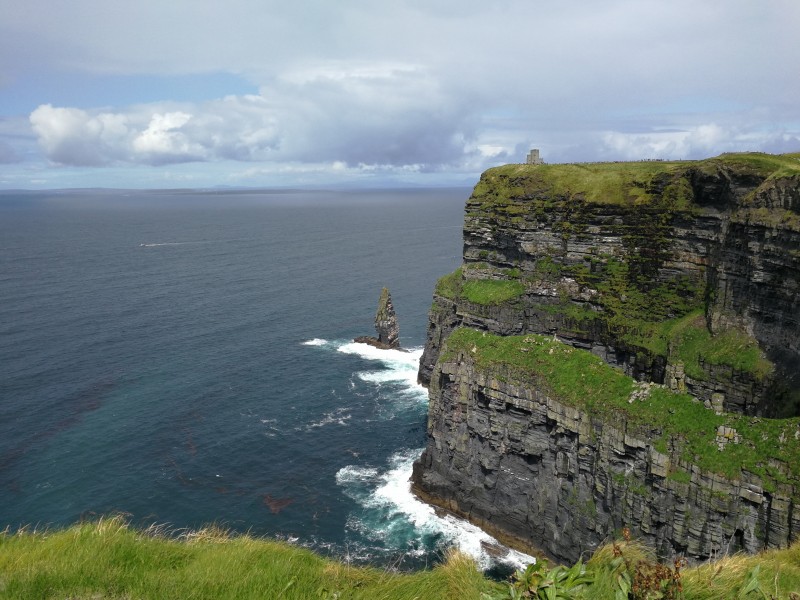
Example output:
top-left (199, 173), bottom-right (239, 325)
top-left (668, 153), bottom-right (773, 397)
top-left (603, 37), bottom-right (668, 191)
top-left (132, 111), bottom-right (197, 161)
top-left (4, 0), bottom-right (800, 186)
top-left (29, 105), bottom-right (131, 166)
top-left (28, 61), bottom-right (482, 170)
top-left (596, 124), bottom-right (800, 161)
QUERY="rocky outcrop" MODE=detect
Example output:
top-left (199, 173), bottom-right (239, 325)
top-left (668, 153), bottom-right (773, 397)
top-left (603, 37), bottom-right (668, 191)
top-left (355, 287), bottom-right (401, 349)
top-left (412, 153), bottom-right (800, 564)
top-left (411, 345), bottom-right (800, 565)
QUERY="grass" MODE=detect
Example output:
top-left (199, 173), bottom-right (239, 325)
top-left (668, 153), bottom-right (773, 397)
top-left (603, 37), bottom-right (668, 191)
top-left (584, 538), bottom-right (800, 600)
top-left (667, 313), bottom-right (774, 380)
top-left (471, 161), bottom-right (691, 207)
top-left (461, 279), bottom-right (526, 305)
top-left (679, 540), bottom-right (800, 599)
top-left (709, 152), bottom-right (800, 180)
top-left (439, 260), bottom-right (771, 383)
top-left (434, 268), bottom-right (526, 306)
top-left (440, 328), bottom-right (800, 488)
top-left (471, 152), bottom-right (800, 209)
top-left (0, 517), bottom-right (496, 600)
top-left (434, 267), bottom-right (463, 300)
top-left (621, 310), bottom-right (774, 382)
top-left (3, 519), bottom-right (800, 599)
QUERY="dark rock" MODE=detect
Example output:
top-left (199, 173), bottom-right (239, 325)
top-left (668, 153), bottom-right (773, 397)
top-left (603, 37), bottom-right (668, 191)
top-left (355, 287), bottom-right (401, 349)
top-left (411, 350), bottom-right (798, 565)
top-left (375, 287), bottom-right (400, 348)
top-left (419, 158), bottom-right (800, 416)
top-left (413, 153), bottom-right (800, 564)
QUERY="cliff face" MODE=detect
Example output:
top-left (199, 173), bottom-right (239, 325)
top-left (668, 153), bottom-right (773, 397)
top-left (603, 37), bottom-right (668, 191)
top-left (413, 153), bottom-right (800, 564)
top-left (419, 154), bottom-right (800, 417)
top-left (412, 333), bottom-right (800, 565)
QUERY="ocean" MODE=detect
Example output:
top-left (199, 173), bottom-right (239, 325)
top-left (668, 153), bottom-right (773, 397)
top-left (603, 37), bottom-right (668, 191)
top-left (0, 188), bottom-right (532, 571)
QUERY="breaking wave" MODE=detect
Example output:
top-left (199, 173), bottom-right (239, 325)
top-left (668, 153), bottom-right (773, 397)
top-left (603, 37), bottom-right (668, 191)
top-left (305, 337), bottom-right (534, 571)
top-left (336, 449), bottom-right (535, 571)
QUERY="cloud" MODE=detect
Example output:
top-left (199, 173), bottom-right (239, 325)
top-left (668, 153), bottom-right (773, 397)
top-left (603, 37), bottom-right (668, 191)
top-left (29, 63), bottom-right (481, 170)
top-left (29, 105), bottom-right (131, 166)
top-left (132, 112), bottom-right (196, 161)
top-left (30, 95), bottom-right (282, 167)
top-left (6, 1), bottom-right (800, 186)
top-left (596, 124), bottom-right (800, 161)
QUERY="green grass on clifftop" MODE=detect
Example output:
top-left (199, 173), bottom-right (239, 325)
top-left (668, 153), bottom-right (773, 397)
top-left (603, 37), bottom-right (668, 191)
top-left (441, 328), bottom-right (800, 490)
top-left (471, 152), bottom-right (800, 208)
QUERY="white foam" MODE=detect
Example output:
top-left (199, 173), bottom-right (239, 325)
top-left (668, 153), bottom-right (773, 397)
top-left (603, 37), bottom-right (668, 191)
top-left (139, 241), bottom-right (206, 247)
top-left (338, 449), bottom-right (536, 571)
top-left (335, 465), bottom-right (380, 486)
top-left (305, 408), bottom-right (352, 430)
top-left (338, 343), bottom-right (426, 397)
top-left (313, 337), bottom-right (533, 568)
top-left (305, 338), bottom-right (427, 404)
top-left (336, 342), bottom-right (418, 362)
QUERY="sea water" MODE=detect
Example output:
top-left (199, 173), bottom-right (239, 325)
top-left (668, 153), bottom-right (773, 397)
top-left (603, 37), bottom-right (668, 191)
top-left (0, 188), bottom-right (532, 570)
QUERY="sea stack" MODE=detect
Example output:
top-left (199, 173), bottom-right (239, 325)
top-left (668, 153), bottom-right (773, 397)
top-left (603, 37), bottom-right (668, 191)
top-left (354, 287), bottom-right (400, 349)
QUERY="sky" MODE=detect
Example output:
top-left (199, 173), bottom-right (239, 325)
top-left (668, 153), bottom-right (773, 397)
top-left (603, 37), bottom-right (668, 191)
top-left (1, 0), bottom-right (799, 189)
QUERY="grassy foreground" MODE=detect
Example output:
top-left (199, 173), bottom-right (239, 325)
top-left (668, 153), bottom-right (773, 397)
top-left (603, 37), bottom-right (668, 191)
top-left (0, 517), bottom-right (491, 599)
top-left (2, 518), bottom-right (800, 599)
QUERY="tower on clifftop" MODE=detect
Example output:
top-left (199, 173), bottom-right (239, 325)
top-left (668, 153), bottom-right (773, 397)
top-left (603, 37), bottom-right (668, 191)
top-left (526, 149), bottom-right (543, 165)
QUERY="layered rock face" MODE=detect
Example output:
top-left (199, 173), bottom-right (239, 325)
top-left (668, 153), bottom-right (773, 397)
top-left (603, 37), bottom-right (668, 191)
top-left (419, 155), bottom-right (800, 417)
top-left (412, 153), bottom-right (800, 564)
top-left (412, 346), bottom-right (800, 565)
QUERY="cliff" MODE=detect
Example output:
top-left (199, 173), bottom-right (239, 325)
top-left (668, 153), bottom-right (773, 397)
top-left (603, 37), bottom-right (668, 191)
top-left (419, 152), bottom-right (800, 416)
top-left (412, 152), bottom-right (800, 565)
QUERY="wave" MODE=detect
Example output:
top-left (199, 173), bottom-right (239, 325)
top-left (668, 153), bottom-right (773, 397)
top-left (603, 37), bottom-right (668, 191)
top-left (337, 342), bottom-right (426, 399)
top-left (304, 336), bottom-right (533, 570)
top-left (304, 407), bottom-right (352, 430)
top-left (336, 449), bottom-right (535, 571)
top-left (303, 338), bottom-right (426, 404)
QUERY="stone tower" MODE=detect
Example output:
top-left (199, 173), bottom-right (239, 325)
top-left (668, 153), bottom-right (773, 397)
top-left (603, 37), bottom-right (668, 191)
top-left (526, 149), bottom-right (543, 165)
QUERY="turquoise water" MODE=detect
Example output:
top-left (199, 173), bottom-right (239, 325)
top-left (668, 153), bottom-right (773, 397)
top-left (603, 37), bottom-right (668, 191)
top-left (0, 188), bottom-right (531, 570)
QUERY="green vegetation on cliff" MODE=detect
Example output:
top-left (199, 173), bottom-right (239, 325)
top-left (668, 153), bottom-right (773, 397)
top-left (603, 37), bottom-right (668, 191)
top-left (434, 267), bottom-right (526, 306)
top-left (472, 161), bottom-right (691, 207)
top-left (471, 152), bottom-right (800, 209)
top-left (3, 518), bottom-right (800, 599)
top-left (433, 265), bottom-right (772, 383)
top-left (441, 328), bottom-right (800, 490)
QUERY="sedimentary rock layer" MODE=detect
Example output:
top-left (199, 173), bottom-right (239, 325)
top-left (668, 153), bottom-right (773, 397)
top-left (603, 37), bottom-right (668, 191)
top-left (412, 341), bottom-right (800, 564)
top-left (413, 153), bottom-right (800, 563)
top-left (419, 154), bottom-right (800, 417)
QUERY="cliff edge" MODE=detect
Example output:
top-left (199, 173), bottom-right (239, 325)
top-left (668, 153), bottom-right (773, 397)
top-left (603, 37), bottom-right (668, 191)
top-left (412, 152), bottom-right (800, 564)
